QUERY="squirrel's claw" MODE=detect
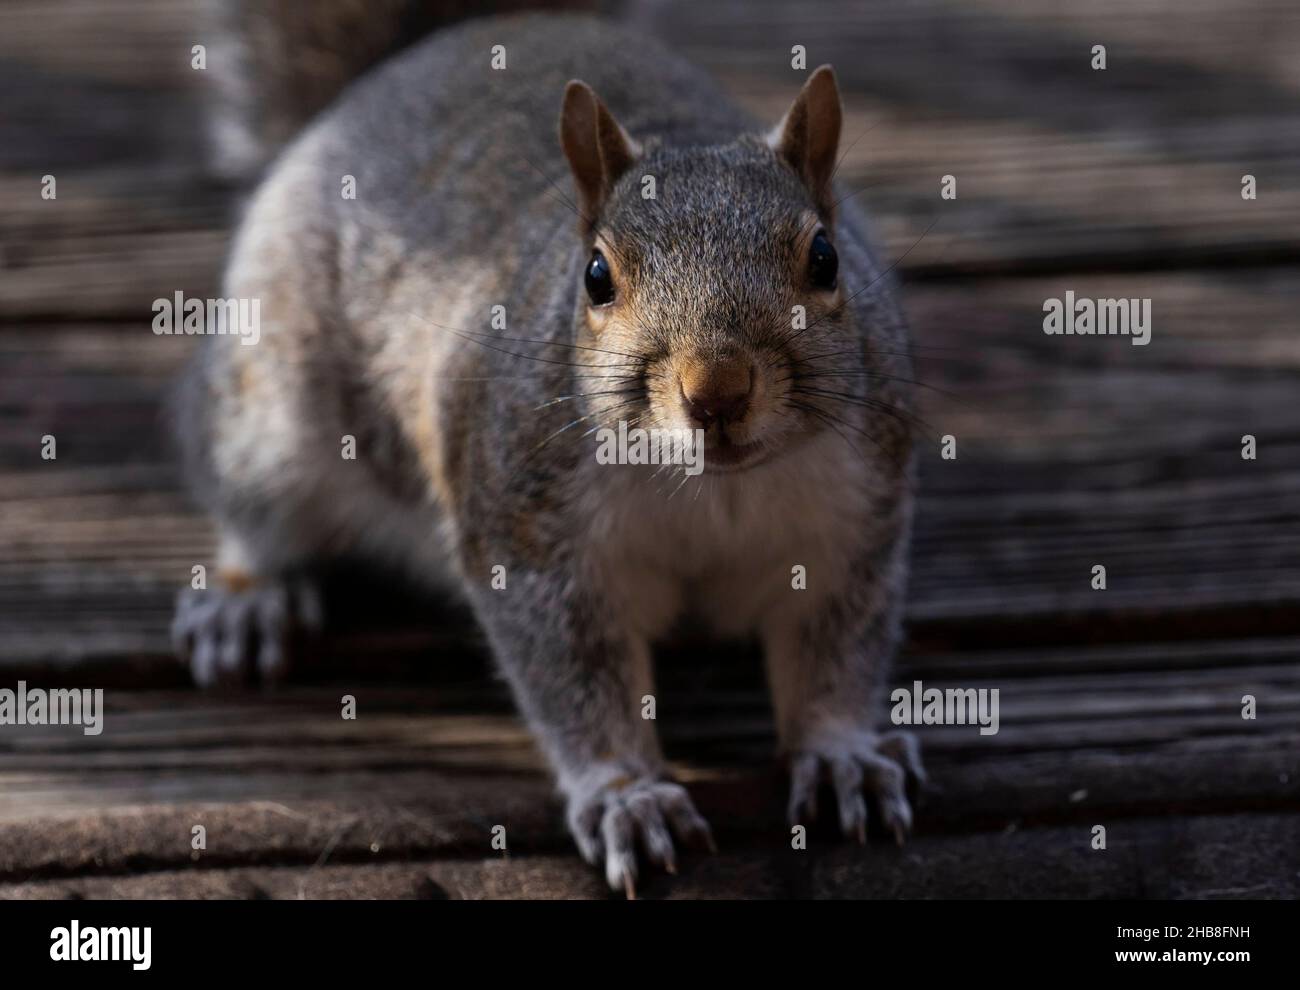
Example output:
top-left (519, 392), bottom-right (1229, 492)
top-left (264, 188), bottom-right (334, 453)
top-left (568, 777), bottom-right (712, 897)
top-left (786, 729), bottom-right (925, 846)
top-left (172, 578), bottom-right (321, 687)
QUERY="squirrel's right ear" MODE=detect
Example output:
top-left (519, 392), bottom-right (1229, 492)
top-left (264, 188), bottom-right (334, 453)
top-left (559, 80), bottom-right (640, 231)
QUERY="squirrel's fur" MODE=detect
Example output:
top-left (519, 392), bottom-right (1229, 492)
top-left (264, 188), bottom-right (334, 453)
top-left (174, 11), bottom-right (922, 894)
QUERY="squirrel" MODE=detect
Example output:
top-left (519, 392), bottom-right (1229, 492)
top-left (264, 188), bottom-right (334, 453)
top-left (172, 4), bottom-right (925, 895)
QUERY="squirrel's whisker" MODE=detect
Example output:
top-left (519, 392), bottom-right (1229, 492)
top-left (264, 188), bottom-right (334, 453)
top-left (789, 385), bottom-right (930, 435)
top-left (784, 350), bottom-right (981, 410)
top-left (534, 387), bottom-right (647, 411)
top-left (782, 368), bottom-right (967, 405)
top-left (782, 397), bottom-right (876, 460)
top-left (519, 152), bottom-right (596, 228)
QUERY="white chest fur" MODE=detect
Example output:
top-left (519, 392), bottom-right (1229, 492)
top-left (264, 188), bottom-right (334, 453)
top-left (579, 432), bottom-right (871, 641)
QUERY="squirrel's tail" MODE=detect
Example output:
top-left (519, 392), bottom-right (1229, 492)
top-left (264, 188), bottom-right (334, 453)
top-left (201, 0), bottom-right (603, 182)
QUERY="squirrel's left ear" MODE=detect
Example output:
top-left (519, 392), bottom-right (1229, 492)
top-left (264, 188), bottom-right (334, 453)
top-left (559, 80), bottom-right (641, 232)
top-left (768, 65), bottom-right (842, 218)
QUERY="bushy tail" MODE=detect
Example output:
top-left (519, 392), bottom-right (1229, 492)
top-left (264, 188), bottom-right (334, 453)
top-left (200, 0), bottom-right (602, 181)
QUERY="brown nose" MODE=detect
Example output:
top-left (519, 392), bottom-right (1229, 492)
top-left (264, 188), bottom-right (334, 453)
top-left (679, 356), bottom-right (753, 427)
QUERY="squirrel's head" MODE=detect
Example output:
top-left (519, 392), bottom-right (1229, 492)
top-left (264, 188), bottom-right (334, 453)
top-left (559, 66), bottom-right (866, 474)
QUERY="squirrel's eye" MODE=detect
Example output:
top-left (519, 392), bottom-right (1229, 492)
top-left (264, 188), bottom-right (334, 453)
top-left (808, 231), bottom-right (838, 290)
top-left (585, 249), bottom-right (615, 307)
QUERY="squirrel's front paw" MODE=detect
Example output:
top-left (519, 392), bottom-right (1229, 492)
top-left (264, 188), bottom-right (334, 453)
top-left (172, 576), bottom-right (322, 687)
top-left (787, 729), bottom-right (926, 845)
top-left (566, 774), bottom-right (715, 898)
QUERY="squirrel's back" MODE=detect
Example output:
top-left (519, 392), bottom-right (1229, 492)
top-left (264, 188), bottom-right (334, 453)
top-left (285, 15), bottom-right (753, 254)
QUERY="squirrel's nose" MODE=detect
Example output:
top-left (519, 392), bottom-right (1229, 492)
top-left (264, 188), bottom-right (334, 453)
top-left (679, 357), bottom-right (753, 428)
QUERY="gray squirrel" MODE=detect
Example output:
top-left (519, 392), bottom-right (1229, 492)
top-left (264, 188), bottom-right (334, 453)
top-left (174, 4), bottom-right (924, 895)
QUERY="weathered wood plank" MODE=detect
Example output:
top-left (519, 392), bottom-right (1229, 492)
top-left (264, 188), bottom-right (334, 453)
top-left (2, 665), bottom-right (1295, 830)
top-left (0, 172), bottom-right (230, 322)
top-left (2, 809), bottom-right (1296, 899)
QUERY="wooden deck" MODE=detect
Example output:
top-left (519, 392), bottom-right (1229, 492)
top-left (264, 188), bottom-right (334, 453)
top-left (2, 0), bottom-right (1299, 898)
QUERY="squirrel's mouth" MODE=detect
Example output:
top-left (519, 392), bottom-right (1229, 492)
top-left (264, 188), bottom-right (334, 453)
top-left (702, 435), bottom-right (767, 471)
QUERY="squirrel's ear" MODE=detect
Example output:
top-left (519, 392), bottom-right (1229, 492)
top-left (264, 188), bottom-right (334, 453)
top-left (768, 65), bottom-right (842, 218)
top-left (559, 80), bottom-right (640, 231)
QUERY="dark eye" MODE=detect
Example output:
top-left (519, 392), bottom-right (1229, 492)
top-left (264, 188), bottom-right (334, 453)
top-left (585, 249), bottom-right (615, 306)
top-left (808, 231), bottom-right (838, 290)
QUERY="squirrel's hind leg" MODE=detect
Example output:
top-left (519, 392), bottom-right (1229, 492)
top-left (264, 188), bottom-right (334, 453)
top-left (170, 169), bottom-right (364, 685)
